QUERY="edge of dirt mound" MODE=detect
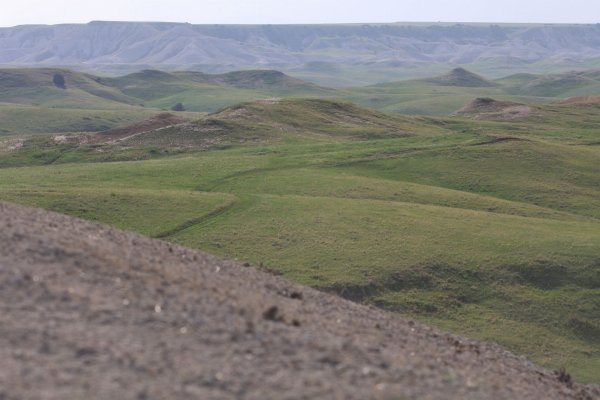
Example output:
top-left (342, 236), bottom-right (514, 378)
top-left (1, 202), bottom-right (598, 400)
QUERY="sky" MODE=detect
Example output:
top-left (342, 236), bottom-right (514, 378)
top-left (1, 0), bottom-right (599, 27)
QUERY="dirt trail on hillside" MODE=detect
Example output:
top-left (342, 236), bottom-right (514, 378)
top-left (95, 113), bottom-right (187, 142)
top-left (0, 202), bottom-right (598, 400)
top-left (560, 96), bottom-right (600, 104)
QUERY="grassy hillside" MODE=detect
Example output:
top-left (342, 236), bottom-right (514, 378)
top-left (3, 66), bottom-right (600, 132)
top-left (340, 68), bottom-right (600, 115)
top-left (339, 80), bottom-right (549, 116)
top-left (427, 68), bottom-right (496, 87)
top-left (284, 58), bottom-right (600, 87)
top-left (0, 68), bottom-right (139, 108)
top-left (134, 98), bottom-right (439, 145)
top-left (3, 66), bottom-right (600, 137)
top-left (0, 68), bottom-right (335, 135)
top-left (503, 70), bottom-right (600, 97)
top-left (0, 99), bottom-right (445, 167)
top-left (0, 97), bottom-right (598, 382)
top-left (0, 68), bottom-right (201, 136)
top-left (104, 69), bottom-right (335, 112)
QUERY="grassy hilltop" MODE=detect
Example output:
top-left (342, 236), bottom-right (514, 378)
top-left (0, 68), bottom-right (599, 382)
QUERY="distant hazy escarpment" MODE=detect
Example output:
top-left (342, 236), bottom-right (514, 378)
top-left (2, 22), bottom-right (600, 70)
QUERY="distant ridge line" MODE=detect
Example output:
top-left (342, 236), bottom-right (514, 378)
top-left (1, 22), bottom-right (600, 69)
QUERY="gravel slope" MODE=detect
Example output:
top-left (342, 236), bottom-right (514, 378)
top-left (0, 202), bottom-right (598, 400)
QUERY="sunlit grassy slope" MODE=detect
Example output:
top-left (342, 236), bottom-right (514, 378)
top-left (0, 98), bottom-right (598, 382)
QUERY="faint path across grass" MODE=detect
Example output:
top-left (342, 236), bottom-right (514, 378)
top-left (154, 195), bottom-right (239, 239)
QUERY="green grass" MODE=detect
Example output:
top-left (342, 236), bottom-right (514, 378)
top-left (334, 140), bottom-right (600, 219)
top-left (339, 79), bottom-right (555, 115)
top-left (1, 125), bottom-right (598, 382)
top-left (285, 59), bottom-right (600, 87)
top-left (0, 103), bottom-right (159, 136)
top-left (0, 187), bottom-right (234, 237)
top-left (0, 77), bottom-right (599, 382)
top-left (0, 67), bottom-right (335, 135)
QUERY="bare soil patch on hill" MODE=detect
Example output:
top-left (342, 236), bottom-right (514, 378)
top-left (560, 96), bottom-right (600, 104)
top-left (95, 112), bottom-right (187, 142)
top-left (455, 97), bottom-right (538, 120)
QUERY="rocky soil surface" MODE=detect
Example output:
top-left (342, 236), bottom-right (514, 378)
top-left (1, 202), bottom-right (598, 399)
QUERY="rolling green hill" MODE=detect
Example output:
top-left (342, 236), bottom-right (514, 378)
top-left (0, 68), bottom-right (330, 109)
top-left (0, 68), bottom-right (139, 108)
top-left (120, 98), bottom-right (443, 148)
top-left (0, 68), bottom-right (335, 135)
top-left (0, 96), bottom-right (599, 382)
top-left (341, 68), bottom-right (600, 115)
top-left (1, 67), bottom-right (599, 385)
top-left (427, 68), bottom-right (496, 87)
top-left (503, 71), bottom-right (600, 97)
top-left (105, 69), bottom-right (336, 112)
top-left (338, 71), bottom-right (548, 116)
top-left (3, 66), bottom-right (600, 137)
top-left (0, 99), bottom-right (444, 166)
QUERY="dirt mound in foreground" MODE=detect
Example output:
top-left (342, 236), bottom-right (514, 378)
top-left (0, 202), bottom-right (597, 400)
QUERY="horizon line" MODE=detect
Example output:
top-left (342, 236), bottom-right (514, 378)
top-left (2, 20), bottom-right (599, 29)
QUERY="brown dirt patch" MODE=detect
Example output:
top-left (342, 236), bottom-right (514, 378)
top-left (559, 96), bottom-right (600, 105)
top-left (94, 113), bottom-right (187, 143)
top-left (455, 98), bottom-right (538, 120)
top-left (0, 138), bottom-right (25, 153)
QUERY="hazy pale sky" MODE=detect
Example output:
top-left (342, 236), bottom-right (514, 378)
top-left (1, 0), bottom-right (599, 27)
